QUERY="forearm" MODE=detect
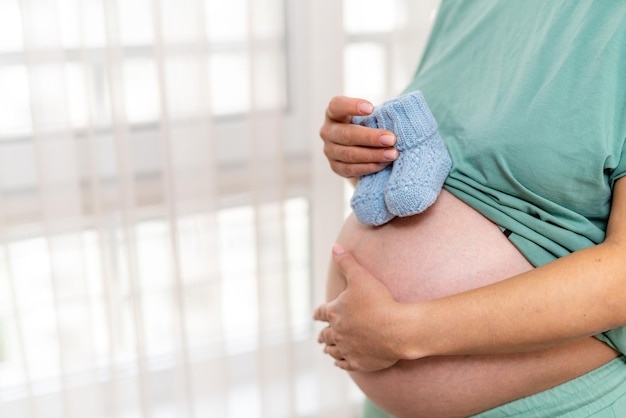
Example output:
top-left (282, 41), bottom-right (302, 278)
top-left (401, 241), bottom-right (626, 360)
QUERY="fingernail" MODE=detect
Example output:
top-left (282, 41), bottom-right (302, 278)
top-left (380, 134), bottom-right (396, 146)
top-left (358, 102), bottom-right (374, 114)
top-left (332, 243), bottom-right (345, 255)
top-left (383, 149), bottom-right (398, 161)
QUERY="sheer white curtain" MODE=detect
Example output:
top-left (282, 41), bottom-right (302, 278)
top-left (0, 1), bottom-right (435, 417)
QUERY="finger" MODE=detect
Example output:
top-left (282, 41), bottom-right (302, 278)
top-left (317, 325), bottom-right (335, 345)
top-left (324, 345), bottom-right (344, 360)
top-left (313, 303), bottom-right (329, 322)
top-left (334, 358), bottom-right (355, 372)
top-left (321, 121), bottom-right (396, 149)
top-left (325, 142), bottom-right (398, 165)
top-left (326, 96), bottom-right (374, 123)
top-left (323, 133), bottom-right (397, 178)
top-left (332, 244), bottom-right (368, 284)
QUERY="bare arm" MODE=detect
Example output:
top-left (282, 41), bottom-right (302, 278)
top-left (315, 178), bottom-right (626, 371)
top-left (412, 176), bottom-right (626, 357)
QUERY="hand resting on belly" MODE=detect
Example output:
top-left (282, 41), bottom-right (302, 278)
top-left (325, 190), bottom-right (618, 418)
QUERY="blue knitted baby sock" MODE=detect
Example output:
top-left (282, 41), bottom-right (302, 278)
top-left (349, 91), bottom-right (451, 226)
top-left (350, 115), bottom-right (394, 226)
top-left (383, 91), bottom-right (452, 217)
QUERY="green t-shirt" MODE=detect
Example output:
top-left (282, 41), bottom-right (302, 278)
top-left (403, 1), bottom-right (626, 350)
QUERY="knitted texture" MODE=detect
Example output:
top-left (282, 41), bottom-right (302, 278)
top-left (350, 91), bottom-right (452, 225)
top-left (350, 116), bottom-right (395, 226)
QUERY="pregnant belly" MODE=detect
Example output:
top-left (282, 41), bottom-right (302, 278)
top-left (326, 190), bottom-right (618, 418)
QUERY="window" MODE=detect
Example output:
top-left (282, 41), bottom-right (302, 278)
top-left (343, 0), bottom-right (439, 102)
top-left (0, 1), bottom-right (436, 417)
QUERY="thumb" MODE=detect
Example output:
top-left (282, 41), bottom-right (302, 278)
top-left (313, 302), bottom-right (330, 322)
top-left (332, 244), bottom-right (367, 284)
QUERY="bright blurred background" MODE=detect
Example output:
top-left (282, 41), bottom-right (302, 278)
top-left (0, 1), bottom-right (437, 417)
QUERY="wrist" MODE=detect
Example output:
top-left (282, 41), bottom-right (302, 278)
top-left (393, 302), bottom-right (432, 361)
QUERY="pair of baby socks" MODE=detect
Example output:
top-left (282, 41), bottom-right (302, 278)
top-left (350, 91), bottom-right (452, 226)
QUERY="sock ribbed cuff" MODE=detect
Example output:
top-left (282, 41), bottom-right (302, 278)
top-left (376, 91), bottom-right (437, 151)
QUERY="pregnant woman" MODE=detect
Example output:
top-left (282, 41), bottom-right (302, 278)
top-left (314, 1), bottom-right (626, 417)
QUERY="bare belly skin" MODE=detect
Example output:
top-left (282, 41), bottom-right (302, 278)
top-left (326, 190), bottom-right (618, 418)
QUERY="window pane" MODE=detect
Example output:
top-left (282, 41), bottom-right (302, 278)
top-left (0, 317), bottom-right (27, 388)
top-left (252, 49), bottom-right (286, 110)
top-left (0, 254), bottom-right (12, 316)
top-left (217, 205), bottom-right (258, 354)
top-left (22, 303), bottom-right (61, 380)
top-left (165, 57), bottom-right (204, 119)
top-left (57, 301), bottom-right (94, 373)
top-left (118, 0), bottom-right (154, 45)
top-left (123, 59), bottom-right (161, 123)
top-left (83, 0), bottom-right (108, 47)
top-left (136, 221), bottom-right (173, 292)
top-left (81, 230), bottom-right (104, 296)
top-left (209, 52), bottom-right (250, 116)
top-left (251, 0), bottom-right (284, 39)
top-left (284, 198), bottom-right (311, 337)
top-left (177, 214), bottom-right (217, 284)
top-left (89, 299), bottom-right (110, 367)
top-left (57, 0), bottom-right (81, 49)
top-left (10, 238), bottom-right (54, 308)
top-left (20, 0), bottom-right (61, 49)
top-left (205, 0), bottom-right (248, 43)
top-left (57, 0), bottom-right (107, 48)
top-left (161, 0), bottom-right (201, 43)
top-left (65, 62), bottom-right (112, 129)
top-left (65, 63), bottom-right (88, 128)
top-left (30, 64), bottom-right (70, 131)
top-left (143, 291), bottom-right (176, 356)
top-left (48, 233), bottom-right (89, 301)
top-left (184, 283), bottom-right (222, 348)
top-left (343, 0), bottom-right (398, 34)
top-left (0, 0), bottom-right (24, 52)
top-left (0, 66), bottom-right (32, 137)
top-left (344, 43), bottom-right (387, 102)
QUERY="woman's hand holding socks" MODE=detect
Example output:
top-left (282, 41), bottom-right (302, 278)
top-left (350, 91), bottom-right (452, 226)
